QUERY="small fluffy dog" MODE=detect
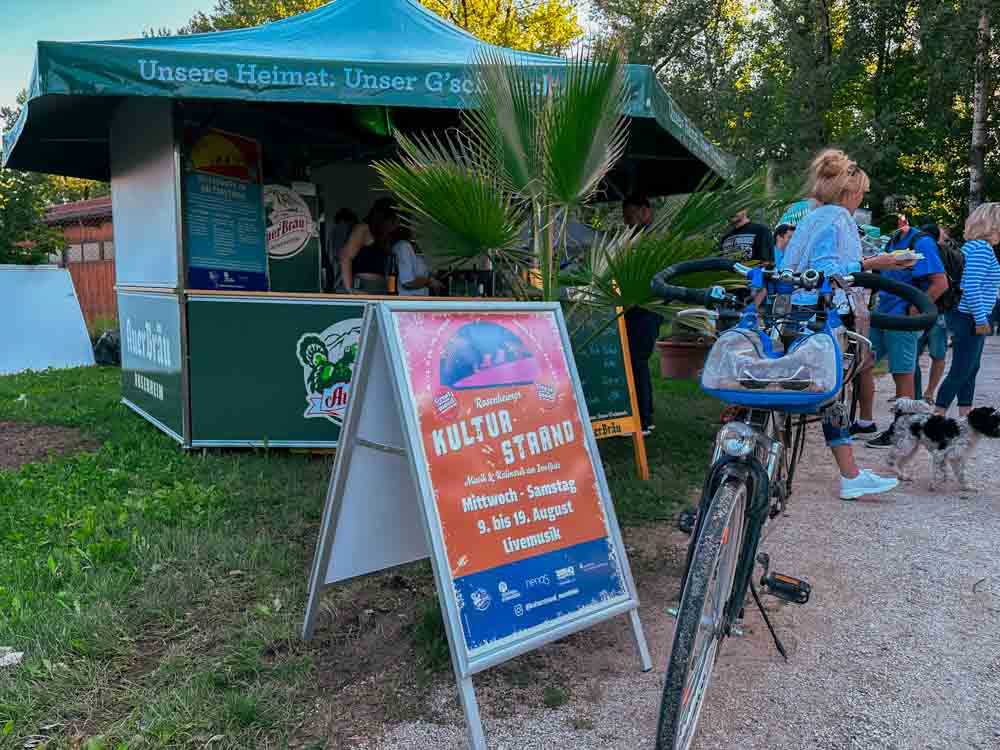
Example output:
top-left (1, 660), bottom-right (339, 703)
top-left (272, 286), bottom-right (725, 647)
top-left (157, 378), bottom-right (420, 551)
top-left (888, 398), bottom-right (1000, 490)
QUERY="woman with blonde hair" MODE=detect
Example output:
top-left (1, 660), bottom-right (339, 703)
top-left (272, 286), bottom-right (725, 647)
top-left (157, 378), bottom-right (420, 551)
top-left (780, 148), bottom-right (914, 500)
top-left (934, 202), bottom-right (1000, 415)
top-left (782, 149), bottom-right (907, 278)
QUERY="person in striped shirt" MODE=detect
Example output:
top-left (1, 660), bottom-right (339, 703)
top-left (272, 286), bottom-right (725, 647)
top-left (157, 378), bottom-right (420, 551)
top-left (934, 202), bottom-right (1000, 416)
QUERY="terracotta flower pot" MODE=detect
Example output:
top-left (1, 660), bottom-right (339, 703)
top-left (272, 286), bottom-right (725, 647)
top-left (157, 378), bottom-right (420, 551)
top-left (656, 338), bottom-right (713, 380)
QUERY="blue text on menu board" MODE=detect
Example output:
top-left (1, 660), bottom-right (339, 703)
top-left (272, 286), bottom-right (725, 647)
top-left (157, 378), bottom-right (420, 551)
top-left (186, 172), bottom-right (268, 291)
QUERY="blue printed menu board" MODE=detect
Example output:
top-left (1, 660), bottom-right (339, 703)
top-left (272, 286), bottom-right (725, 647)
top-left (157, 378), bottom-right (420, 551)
top-left (183, 128), bottom-right (268, 291)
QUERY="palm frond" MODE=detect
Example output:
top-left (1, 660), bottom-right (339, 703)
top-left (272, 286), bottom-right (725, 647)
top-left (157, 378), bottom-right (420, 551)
top-left (373, 131), bottom-right (527, 267)
top-left (465, 49), bottom-right (543, 198)
top-left (541, 45), bottom-right (629, 207)
top-left (652, 171), bottom-right (774, 240)
top-left (588, 231), bottom-right (726, 311)
top-left (570, 175), bottom-right (776, 312)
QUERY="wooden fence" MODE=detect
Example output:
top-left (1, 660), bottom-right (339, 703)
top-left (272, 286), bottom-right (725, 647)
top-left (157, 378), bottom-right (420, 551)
top-left (68, 260), bottom-right (117, 328)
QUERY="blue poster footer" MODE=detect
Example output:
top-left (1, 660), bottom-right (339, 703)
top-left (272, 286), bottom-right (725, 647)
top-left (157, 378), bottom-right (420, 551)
top-left (189, 266), bottom-right (268, 291)
top-left (453, 537), bottom-right (627, 653)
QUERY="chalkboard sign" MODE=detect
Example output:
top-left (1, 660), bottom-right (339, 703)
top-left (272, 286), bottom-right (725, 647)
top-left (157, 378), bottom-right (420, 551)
top-left (566, 304), bottom-right (648, 478)
top-left (568, 306), bottom-right (631, 424)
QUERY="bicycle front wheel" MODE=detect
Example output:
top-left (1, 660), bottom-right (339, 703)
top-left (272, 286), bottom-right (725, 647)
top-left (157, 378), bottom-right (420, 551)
top-left (656, 477), bottom-right (747, 750)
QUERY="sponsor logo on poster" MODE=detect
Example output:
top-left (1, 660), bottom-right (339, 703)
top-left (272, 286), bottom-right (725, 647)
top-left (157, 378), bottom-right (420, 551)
top-left (536, 382), bottom-right (556, 402)
top-left (433, 390), bottom-right (458, 415)
top-left (265, 185), bottom-right (316, 260)
top-left (498, 581), bottom-right (521, 602)
top-left (555, 565), bottom-right (576, 585)
top-left (296, 318), bottom-right (363, 424)
top-left (471, 588), bottom-right (492, 612)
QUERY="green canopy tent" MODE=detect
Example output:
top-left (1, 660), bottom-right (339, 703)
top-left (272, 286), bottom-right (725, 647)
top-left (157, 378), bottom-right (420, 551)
top-left (2, 0), bottom-right (731, 194)
top-left (0, 0), bottom-right (734, 452)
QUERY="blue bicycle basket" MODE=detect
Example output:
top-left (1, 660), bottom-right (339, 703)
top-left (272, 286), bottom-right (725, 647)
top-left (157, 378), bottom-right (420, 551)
top-left (700, 325), bottom-right (843, 413)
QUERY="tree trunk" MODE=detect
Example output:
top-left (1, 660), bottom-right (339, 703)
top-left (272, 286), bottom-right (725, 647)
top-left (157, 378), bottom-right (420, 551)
top-left (813, 0), bottom-right (835, 147)
top-left (969, 5), bottom-right (991, 212)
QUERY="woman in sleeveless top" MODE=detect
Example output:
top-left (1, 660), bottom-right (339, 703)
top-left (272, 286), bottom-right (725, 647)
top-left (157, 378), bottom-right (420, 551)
top-left (338, 199), bottom-right (399, 292)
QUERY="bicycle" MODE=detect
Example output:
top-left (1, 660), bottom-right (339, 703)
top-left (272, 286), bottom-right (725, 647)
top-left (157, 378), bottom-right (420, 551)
top-left (649, 258), bottom-right (937, 750)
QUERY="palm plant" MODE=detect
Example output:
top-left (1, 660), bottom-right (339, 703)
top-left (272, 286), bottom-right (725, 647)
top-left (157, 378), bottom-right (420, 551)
top-left (374, 45), bottom-right (630, 302)
top-left (374, 45), bottom-right (778, 316)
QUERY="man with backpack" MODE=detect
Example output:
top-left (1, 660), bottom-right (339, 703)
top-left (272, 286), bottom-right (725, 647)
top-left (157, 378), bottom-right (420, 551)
top-left (913, 224), bottom-right (964, 401)
top-left (864, 216), bottom-right (950, 448)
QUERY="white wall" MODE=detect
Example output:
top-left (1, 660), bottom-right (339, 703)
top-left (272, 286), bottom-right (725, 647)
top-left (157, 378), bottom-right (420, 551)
top-left (110, 98), bottom-right (180, 288)
top-left (0, 266), bottom-right (95, 375)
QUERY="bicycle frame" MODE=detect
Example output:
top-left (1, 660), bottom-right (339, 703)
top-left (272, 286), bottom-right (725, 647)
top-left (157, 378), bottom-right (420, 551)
top-left (681, 412), bottom-right (785, 633)
top-left (678, 271), bottom-right (874, 636)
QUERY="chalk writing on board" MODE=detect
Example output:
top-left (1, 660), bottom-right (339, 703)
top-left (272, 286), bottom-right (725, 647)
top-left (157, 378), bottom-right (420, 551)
top-left (566, 306), bottom-right (632, 423)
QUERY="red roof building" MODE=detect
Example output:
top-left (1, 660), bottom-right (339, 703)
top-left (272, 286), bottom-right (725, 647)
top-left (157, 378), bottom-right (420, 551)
top-left (43, 195), bottom-right (116, 325)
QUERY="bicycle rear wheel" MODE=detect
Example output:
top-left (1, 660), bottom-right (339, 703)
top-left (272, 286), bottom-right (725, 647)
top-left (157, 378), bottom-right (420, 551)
top-left (657, 477), bottom-right (747, 750)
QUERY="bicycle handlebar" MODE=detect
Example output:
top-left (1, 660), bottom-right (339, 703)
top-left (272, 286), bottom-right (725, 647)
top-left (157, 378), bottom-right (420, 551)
top-left (650, 258), bottom-right (741, 308)
top-left (848, 272), bottom-right (937, 332)
top-left (650, 258), bottom-right (938, 332)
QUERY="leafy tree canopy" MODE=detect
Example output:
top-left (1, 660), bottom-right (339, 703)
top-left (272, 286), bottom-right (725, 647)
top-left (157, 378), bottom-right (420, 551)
top-left (593, 0), bottom-right (1000, 230)
top-left (179, 0), bottom-right (582, 54)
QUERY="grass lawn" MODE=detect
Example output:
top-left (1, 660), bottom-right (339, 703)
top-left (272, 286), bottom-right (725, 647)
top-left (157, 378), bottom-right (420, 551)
top-left (0, 364), bottom-right (718, 749)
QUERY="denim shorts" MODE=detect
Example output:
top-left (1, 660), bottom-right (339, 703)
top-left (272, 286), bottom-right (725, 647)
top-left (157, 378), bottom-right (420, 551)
top-left (921, 315), bottom-right (948, 360)
top-left (870, 328), bottom-right (919, 374)
top-left (821, 401), bottom-right (852, 448)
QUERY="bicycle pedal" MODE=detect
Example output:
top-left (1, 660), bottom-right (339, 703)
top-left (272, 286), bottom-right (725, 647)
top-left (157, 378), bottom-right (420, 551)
top-left (761, 572), bottom-right (811, 604)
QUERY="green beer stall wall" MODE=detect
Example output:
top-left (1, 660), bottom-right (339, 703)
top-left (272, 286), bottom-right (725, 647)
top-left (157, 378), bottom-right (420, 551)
top-left (187, 293), bottom-right (363, 447)
top-left (108, 98), bottom-right (367, 449)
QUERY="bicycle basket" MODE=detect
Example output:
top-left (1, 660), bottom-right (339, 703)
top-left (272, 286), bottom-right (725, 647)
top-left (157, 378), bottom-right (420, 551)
top-left (700, 328), bottom-right (842, 413)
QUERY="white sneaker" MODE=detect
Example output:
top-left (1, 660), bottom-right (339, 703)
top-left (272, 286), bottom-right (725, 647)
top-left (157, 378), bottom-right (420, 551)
top-left (840, 469), bottom-right (899, 501)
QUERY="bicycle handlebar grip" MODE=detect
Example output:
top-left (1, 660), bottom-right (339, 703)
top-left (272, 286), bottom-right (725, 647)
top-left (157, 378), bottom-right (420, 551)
top-left (651, 258), bottom-right (740, 304)
top-left (850, 272), bottom-right (938, 332)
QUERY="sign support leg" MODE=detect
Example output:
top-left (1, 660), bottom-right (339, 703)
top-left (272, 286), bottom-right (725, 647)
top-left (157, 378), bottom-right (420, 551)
top-left (457, 676), bottom-right (487, 750)
top-left (631, 431), bottom-right (650, 480)
top-left (630, 609), bottom-right (653, 672)
top-left (616, 307), bottom-right (651, 480)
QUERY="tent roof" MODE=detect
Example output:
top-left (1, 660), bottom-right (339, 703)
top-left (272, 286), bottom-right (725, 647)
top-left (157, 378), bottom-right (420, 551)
top-left (2, 0), bottom-right (732, 187)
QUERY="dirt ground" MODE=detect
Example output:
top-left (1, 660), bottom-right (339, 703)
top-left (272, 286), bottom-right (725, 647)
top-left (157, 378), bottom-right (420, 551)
top-left (0, 421), bottom-right (98, 470)
top-left (296, 522), bottom-right (690, 750)
top-left (342, 340), bottom-right (1000, 749)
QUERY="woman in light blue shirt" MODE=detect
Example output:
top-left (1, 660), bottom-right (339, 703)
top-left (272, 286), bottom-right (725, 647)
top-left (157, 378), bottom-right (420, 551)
top-left (935, 203), bottom-right (1000, 415)
top-left (778, 149), bottom-right (912, 500)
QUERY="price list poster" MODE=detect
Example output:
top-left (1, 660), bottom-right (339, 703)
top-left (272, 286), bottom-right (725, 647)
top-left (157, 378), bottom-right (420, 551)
top-left (182, 127), bottom-right (268, 291)
top-left (393, 309), bottom-right (631, 653)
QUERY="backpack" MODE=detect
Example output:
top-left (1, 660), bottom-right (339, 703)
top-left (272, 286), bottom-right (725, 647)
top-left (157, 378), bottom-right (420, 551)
top-left (897, 230), bottom-right (964, 311)
top-left (932, 237), bottom-right (965, 312)
top-left (93, 329), bottom-right (121, 367)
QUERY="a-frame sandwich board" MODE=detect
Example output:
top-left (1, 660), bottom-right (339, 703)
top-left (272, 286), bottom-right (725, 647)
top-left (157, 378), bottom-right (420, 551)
top-left (304, 300), bottom-right (651, 749)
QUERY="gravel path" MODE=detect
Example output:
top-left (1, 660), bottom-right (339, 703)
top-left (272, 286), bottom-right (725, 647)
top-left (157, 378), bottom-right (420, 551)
top-left (361, 341), bottom-right (1000, 750)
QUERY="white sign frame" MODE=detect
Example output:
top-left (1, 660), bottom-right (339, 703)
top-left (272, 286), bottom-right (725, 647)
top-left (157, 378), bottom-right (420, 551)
top-left (303, 301), bottom-right (651, 749)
